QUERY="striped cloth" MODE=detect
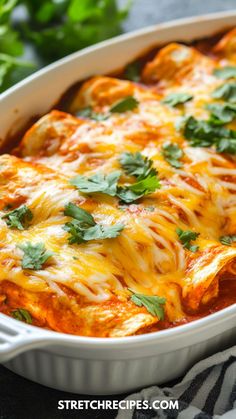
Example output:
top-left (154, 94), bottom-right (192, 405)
top-left (116, 346), bottom-right (236, 419)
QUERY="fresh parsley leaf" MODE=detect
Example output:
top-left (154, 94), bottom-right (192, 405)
top-left (162, 143), bottom-right (184, 168)
top-left (162, 92), bottom-right (193, 107)
top-left (216, 138), bottom-right (236, 154)
top-left (207, 102), bottom-right (236, 125)
top-left (183, 116), bottom-right (236, 152)
top-left (81, 223), bottom-right (124, 241)
top-left (129, 291), bottom-right (166, 319)
top-left (11, 308), bottom-right (32, 324)
top-left (63, 202), bottom-right (124, 244)
top-left (63, 220), bottom-right (86, 244)
top-left (120, 152), bottom-right (157, 179)
top-left (219, 235), bottom-right (236, 246)
top-left (64, 221), bottom-right (124, 244)
top-left (64, 219), bottom-right (124, 244)
top-left (124, 61), bottom-right (141, 82)
top-left (22, 0), bottom-right (131, 62)
top-left (18, 242), bottom-right (54, 270)
top-left (2, 205), bottom-right (33, 230)
top-left (64, 202), bottom-right (95, 227)
top-left (212, 82), bottom-right (236, 103)
top-left (110, 96), bottom-right (139, 113)
top-left (118, 175), bottom-right (160, 203)
top-left (70, 171), bottom-right (121, 196)
top-left (214, 66), bottom-right (236, 80)
top-left (76, 106), bottom-right (108, 121)
top-left (176, 228), bottom-right (199, 252)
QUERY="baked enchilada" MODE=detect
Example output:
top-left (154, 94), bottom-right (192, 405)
top-left (0, 29), bottom-right (236, 337)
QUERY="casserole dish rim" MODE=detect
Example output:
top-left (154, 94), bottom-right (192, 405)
top-left (1, 9), bottom-right (236, 348)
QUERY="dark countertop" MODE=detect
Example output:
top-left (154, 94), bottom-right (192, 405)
top-left (1, 1), bottom-right (236, 418)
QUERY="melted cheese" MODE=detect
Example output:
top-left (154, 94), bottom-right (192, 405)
top-left (1, 30), bottom-right (236, 337)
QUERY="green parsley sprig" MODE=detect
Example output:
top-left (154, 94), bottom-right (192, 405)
top-left (162, 92), bottom-right (193, 107)
top-left (212, 82), bottom-right (236, 103)
top-left (219, 235), bottom-right (236, 246)
top-left (183, 116), bottom-right (236, 154)
top-left (129, 290), bottom-right (166, 319)
top-left (161, 143), bottom-right (184, 168)
top-left (120, 152), bottom-right (157, 179)
top-left (18, 242), bottom-right (54, 270)
top-left (176, 228), bottom-right (199, 252)
top-left (2, 204), bottom-right (33, 230)
top-left (70, 171), bottom-right (121, 196)
top-left (11, 308), bottom-right (32, 324)
top-left (63, 202), bottom-right (124, 244)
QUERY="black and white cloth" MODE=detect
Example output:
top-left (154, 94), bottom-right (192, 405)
top-left (116, 346), bottom-right (236, 419)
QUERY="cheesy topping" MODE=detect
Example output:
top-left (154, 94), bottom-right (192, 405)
top-left (1, 29), bottom-right (236, 337)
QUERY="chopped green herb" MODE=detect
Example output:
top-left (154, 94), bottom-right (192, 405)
top-left (118, 175), bottom-right (160, 203)
top-left (162, 143), bottom-right (184, 168)
top-left (64, 203), bottom-right (95, 227)
top-left (76, 106), bottom-right (108, 121)
top-left (124, 61), bottom-right (141, 82)
top-left (162, 92), bottom-right (193, 107)
top-left (11, 308), bottom-right (32, 324)
top-left (183, 116), bottom-right (236, 153)
top-left (63, 202), bottom-right (124, 244)
top-left (219, 235), bottom-right (236, 246)
top-left (110, 96), bottom-right (139, 113)
top-left (18, 242), bottom-right (54, 270)
top-left (129, 290), bottom-right (166, 319)
top-left (120, 152), bottom-right (157, 179)
top-left (2, 205), bottom-right (33, 230)
top-left (70, 171), bottom-right (121, 196)
top-left (212, 82), bottom-right (236, 103)
top-left (20, 0), bottom-right (131, 63)
top-left (216, 138), bottom-right (236, 154)
top-left (176, 228), bottom-right (199, 252)
top-left (207, 102), bottom-right (236, 125)
top-left (213, 66), bottom-right (236, 80)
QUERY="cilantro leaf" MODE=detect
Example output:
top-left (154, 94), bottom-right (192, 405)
top-left (183, 116), bottom-right (236, 153)
top-left (11, 308), bottom-right (32, 324)
top-left (63, 202), bottom-right (124, 244)
top-left (76, 106), bottom-right (108, 121)
top-left (219, 235), bottom-right (236, 246)
top-left (63, 221), bottom-right (124, 244)
top-left (214, 66), bottom-right (236, 80)
top-left (120, 152), bottom-right (157, 179)
top-left (64, 202), bottom-right (95, 227)
top-left (176, 228), bottom-right (199, 252)
top-left (18, 242), bottom-right (54, 270)
top-left (212, 82), bottom-right (236, 103)
top-left (81, 223), bottom-right (124, 241)
top-left (129, 291), bottom-right (166, 319)
top-left (2, 205), bottom-right (33, 230)
top-left (216, 138), bottom-right (236, 154)
top-left (124, 61), bottom-right (141, 82)
top-left (70, 171), bottom-right (121, 196)
top-left (22, 0), bottom-right (131, 62)
top-left (162, 143), bottom-right (184, 168)
top-left (118, 175), bottom-right (160, 203)
top-left (110, 96), bottom-right (139, 113)
top-left (207, 102), bottom-right (236, 125)
top-left (162, 92), bottom-right (193, 107)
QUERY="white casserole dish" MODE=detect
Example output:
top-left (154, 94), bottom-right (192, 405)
top-left (1, 10), bottom-right (236, 395)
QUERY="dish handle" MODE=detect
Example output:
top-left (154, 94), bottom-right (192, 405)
top-left (0, 313), bottom-right (54, 363)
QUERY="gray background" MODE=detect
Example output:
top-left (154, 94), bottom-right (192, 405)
top-left (1, 1), bottom-right (236, 419)
top-left (122, 0), bottom-right (236, 31)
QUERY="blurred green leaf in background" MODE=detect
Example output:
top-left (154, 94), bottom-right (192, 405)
top-left (0, 0), bottom-right (131, 93)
